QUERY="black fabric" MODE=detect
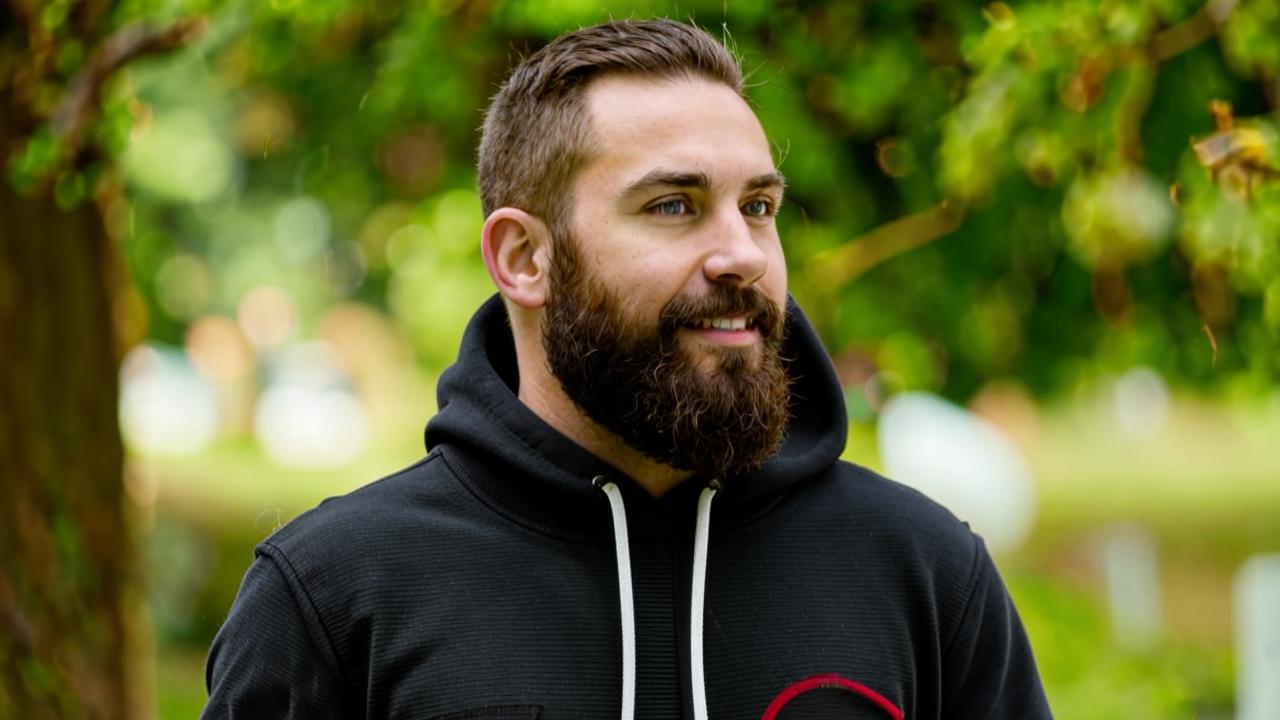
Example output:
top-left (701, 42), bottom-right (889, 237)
top-left (202, 295), bottom-right (1052, 719)
top-left (429, 706), bottom-right (543, 720)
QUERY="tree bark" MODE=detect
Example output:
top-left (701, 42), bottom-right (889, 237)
top-left (0, 110), bottom-right (136, 718)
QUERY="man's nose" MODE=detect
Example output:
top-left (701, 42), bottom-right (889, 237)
top-left (702, 208), bottom-right (768, 286)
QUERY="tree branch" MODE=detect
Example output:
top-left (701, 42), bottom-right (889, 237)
top-left (50, 17), bottom-right (206, 152)
top-left (806, 200), bottom-right (965, 287)
top-left (1151, 0), bottom-right (1237, 62)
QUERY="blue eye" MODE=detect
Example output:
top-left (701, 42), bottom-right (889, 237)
top-left (652, 199), bottom-right (690, 216)
top-left (743, 199), bottom-right (773, 217)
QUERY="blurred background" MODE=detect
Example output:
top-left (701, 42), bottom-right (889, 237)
top-left (2, 0), bottom-right (1279, 717)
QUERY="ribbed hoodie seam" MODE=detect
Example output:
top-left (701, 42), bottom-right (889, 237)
top-left (256, 541), bottom-right (355, 704)
top-left (939, 533), bottom-right (986, 662)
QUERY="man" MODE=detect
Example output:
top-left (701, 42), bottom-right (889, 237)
top-left (203, 19), bottom-right (1051, 719)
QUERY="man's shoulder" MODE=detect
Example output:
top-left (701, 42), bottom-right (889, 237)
top-left (259, 452), bottom-right (451, 568)
top-left (802, 459), bottom-right (985, 570)
top-left (823, 459), bottom-right (971, 525)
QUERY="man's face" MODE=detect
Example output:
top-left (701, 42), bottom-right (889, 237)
top-left (541, 75), bottom-right (792, 477)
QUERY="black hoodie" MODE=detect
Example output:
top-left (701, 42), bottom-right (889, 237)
top-left (202, 295), bottom-right (1051, 719)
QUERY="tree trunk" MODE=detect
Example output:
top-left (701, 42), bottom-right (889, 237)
top-left (0, 108), bottom-right (136, 717)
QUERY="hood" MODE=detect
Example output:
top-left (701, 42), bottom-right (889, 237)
top-left (424, 293), bottom-right (850, 720)
top-left (424, 293), bottom-right (848, 523)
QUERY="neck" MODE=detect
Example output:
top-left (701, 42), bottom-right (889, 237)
top-left (514, 334), bottom-right (691, 498)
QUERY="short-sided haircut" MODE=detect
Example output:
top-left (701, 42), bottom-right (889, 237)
top-left (477, 19), bottom-right (743, 236)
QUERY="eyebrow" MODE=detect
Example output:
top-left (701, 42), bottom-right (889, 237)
top-left (619, 170), bottom-right (712, 198)
top-left (618, 169), bottom-right (787, 200)
top-left (745, 171), bottom-right (787, 192)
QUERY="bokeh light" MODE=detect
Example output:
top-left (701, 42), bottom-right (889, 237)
top-left (119, 344), bottom-right (219, 456)
top-left (253, 341), bottom-right (369, 468)
top-left (236, 285), bottom-right (298, 350)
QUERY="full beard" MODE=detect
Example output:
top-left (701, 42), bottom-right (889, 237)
top-left (542, 236), bottom-right (792, 479)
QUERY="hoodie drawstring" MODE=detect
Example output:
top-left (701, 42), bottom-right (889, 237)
top-left (690, 481), bottom-right (718, 720)
top-left (595, 478), bottom-right (636, 720)
top-left (594, 477), bottom-right (719, 720)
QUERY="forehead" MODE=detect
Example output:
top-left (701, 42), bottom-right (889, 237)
top-left (577, 74), bottom-right (776, 192)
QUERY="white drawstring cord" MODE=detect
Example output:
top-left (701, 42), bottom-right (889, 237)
top-left (595, 478), bottom-right (635, 720)
top-left (596, 477), bottom-right (718, 720)
top-left (690, 482), bottom-right (718, 720)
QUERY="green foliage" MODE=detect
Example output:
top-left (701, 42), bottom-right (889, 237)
top-left (7, 127), bottom-right (66, 193)
top-left (12, 0), bottom-right (1277, 386)
top-left (13, 0), bottom-right (1280, 423)
top-left (27, 0), bottom-right (1251, 398)
top-left (1221, 0), bottom-right (1280, 76)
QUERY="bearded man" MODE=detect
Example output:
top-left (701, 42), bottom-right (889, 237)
top-left (203, 19), bottom-right (1051, 720)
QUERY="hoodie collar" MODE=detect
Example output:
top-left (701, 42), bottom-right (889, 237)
top-left (424, 293), bottom-right (848, 536)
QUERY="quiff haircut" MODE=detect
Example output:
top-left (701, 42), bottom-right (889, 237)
top-left (477, 19), bottom-right (744, 237)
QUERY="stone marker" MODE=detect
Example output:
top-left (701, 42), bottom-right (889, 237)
top-left (1102, 525), bottom-right (1161, 649)
top-left (1236, 554), bottom-right (1280, 720)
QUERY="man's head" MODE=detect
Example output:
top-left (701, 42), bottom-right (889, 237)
top-left (479, 20), bottom-right (792, 480)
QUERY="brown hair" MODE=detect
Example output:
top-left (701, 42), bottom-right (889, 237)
top-left (477, 19), bottom-right (743, 236)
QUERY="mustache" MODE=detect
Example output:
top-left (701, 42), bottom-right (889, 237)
top-left (658, 285), bottom-right (784, 341)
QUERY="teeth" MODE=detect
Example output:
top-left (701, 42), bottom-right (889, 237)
top-left (695, 317), bottom-right (749, 330)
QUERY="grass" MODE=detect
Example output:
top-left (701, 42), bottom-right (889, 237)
top-left (155, 649), bottom-right (207, 720)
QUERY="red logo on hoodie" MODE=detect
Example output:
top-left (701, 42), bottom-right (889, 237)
top-left (762, 674), bottom-right (903, 720)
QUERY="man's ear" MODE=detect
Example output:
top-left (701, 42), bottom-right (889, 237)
top-left (481, 207), bottom-right (552, 309)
